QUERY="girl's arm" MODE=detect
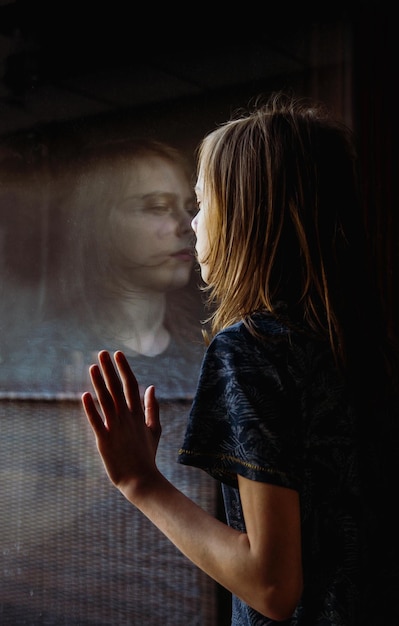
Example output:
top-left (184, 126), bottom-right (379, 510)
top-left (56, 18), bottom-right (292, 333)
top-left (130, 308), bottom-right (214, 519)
top-left (82, 350), bottom-right (303, 621)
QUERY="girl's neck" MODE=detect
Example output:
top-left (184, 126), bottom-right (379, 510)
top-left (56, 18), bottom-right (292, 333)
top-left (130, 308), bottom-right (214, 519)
top-left (97, 291), bottom-right (170, 357)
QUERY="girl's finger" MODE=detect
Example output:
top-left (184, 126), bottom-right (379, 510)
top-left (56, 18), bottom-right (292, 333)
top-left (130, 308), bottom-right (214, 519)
top-left (89, 361), bottom-right (119, 422)
top-left (97, 350), bottom-right (128, 413)
top-left (144, 385), bottom-right (159, 425)
top-left (81, 391), bottom-right (108, 433)
top-left (114, 350), bottom-right (143, 413)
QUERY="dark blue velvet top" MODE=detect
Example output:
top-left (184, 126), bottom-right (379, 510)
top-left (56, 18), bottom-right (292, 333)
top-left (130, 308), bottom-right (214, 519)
top-left (178, 312), bottom-right (382, 625)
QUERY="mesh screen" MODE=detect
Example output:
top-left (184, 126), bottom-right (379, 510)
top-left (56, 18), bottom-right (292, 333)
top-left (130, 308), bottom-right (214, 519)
top-left (0, 399), bottom-right (218, 625)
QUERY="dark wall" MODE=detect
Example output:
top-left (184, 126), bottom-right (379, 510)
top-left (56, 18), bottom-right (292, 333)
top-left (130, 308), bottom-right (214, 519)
top-left (352, 6), bottom-right (398, 340)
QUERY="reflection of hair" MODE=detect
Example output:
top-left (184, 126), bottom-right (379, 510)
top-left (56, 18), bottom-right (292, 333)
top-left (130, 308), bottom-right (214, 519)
top-left (198, 92), bottom-right (396, 386)
top-left (0, 135), bottom-right (49, 287)
top-left (49, 137), bottom-right (200, 341)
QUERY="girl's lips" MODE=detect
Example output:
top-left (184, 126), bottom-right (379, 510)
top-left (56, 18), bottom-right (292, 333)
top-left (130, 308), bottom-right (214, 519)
top-left (171, 249), bottom-right (193, 262)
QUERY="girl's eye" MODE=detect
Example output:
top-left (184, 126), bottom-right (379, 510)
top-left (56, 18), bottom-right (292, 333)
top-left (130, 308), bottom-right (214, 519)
top-left (116, 198), bottom-right (172, 215)
top-left (146, 203), bottom-right (172, 214)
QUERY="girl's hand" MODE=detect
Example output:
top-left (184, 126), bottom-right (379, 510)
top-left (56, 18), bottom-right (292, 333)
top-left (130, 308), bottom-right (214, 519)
top-left (81, 350), bottom-right (161, 498)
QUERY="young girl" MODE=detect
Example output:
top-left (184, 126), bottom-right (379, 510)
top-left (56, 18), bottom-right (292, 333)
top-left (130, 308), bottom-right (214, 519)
top-left (81, 93), bottom-right (399, 625)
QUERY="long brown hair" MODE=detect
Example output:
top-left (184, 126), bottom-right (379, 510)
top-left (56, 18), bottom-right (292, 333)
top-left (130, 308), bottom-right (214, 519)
top-left (197, 92), bottom-right (391, 378)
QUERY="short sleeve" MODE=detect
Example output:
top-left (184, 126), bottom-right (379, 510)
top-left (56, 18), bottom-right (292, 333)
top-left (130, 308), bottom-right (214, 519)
top-left (178, 321), bottom-right (303, 490)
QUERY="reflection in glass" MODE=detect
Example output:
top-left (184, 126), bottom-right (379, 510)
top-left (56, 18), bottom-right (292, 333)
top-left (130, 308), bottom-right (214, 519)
top-left (0, 133), bottom-right (206, 398)
top-left (0, 129), bottom-right (218, 625)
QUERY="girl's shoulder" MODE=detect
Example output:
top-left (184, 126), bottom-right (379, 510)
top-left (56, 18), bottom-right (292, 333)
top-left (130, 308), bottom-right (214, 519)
top-left (210, 311), bottom-right (292, 352)
top-left (221, 311), bottom-right (289, 335)
top-left (208, 311), bottom-right (335, 384)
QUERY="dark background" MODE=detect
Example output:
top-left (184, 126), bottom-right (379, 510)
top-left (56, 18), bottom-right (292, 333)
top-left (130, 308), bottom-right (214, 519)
top-left (0, 3), bottom-right (397, 624)
top-left (1, 1), bottom-right (396, 338)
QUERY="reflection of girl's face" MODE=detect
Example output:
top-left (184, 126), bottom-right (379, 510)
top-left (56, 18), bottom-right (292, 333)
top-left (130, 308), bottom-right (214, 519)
top-left (192, 173), bottom-right (211, 284)
top-left (111, 155), bottom-right (196, 293)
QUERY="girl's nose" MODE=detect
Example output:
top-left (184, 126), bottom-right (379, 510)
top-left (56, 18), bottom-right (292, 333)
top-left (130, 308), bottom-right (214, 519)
top-left (191, 213), bottom-right (198, 233)
top-left (175, 206), bottom-right (192, 236)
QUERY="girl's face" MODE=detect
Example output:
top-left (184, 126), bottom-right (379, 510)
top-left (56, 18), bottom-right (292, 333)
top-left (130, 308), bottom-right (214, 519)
top-left (111, 155), bottom-right (196, 293)
top-left (191, 174), bottom-right (211, 284)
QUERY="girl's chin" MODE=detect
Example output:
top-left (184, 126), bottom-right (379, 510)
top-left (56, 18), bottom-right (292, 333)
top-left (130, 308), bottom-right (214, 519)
top-left (198, 265), bottom-right (209, 284)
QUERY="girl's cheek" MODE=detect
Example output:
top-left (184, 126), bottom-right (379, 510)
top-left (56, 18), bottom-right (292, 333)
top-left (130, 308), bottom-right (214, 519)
top-left (156, 219), bottom-right (176, 238)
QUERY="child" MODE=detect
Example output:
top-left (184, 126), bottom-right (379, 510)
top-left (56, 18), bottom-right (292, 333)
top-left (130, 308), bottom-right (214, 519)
top-left (82, 92), bottom-right (399, 625)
